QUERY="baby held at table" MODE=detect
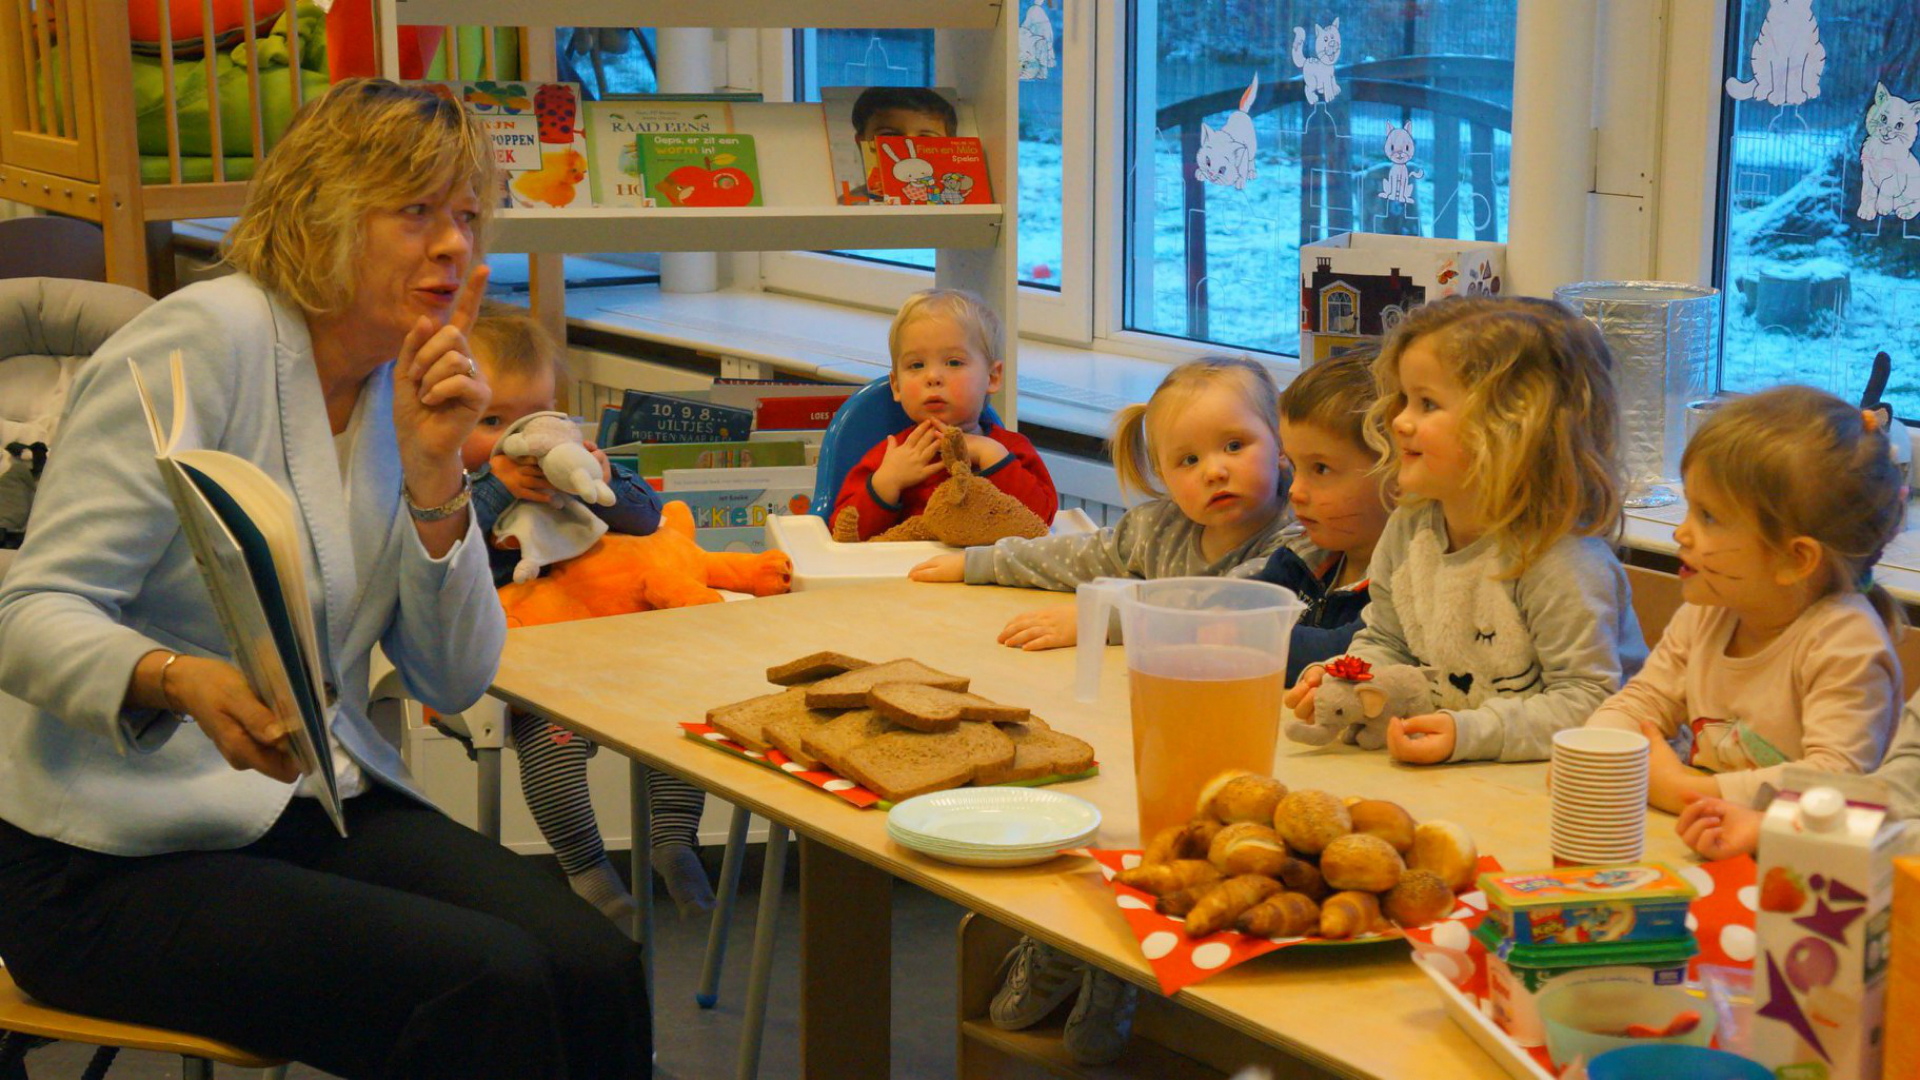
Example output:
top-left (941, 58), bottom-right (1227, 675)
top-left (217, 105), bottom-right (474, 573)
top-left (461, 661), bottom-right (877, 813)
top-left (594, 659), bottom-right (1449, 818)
top-left (831, 288), bottom-right (1058, 540)
top-left (1585, 386), bottom-right (1905, 814)
top-left (908, 355), bottom-right (1292, 650)
top-left (1288, 296), bottom-right (1646, 765)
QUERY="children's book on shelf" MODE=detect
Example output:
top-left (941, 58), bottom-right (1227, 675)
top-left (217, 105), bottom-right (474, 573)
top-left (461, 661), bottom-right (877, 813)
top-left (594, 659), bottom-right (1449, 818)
top-left (663, 466), bottom-right (816, 555)
top-left (611, 390), bottom-right (754, 445)
top-left (667, 486), bottom-right (813, 530)
top-left (638, 133), bottom-right (763, 208)
top-left (706, 379), bottom-right (860, 412)
top-left (821, 86), bottom-right (965, 205)
top-left (603, 439), bottom-right (808, 485)
top-left (871, 136), bottom-right (992, 206)
top-left (418, 81), bottom-right (590, 209)
top-left (128, 352), bottom-right (345, 836)
top-left (582, 99), bottom-right (734, 208)
top-left (753, 395), bottom-right (849, 431)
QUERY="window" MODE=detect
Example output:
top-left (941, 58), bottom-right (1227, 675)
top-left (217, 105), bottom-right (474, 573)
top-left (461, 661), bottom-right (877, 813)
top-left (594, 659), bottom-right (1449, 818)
top-left (1713, 0), bottom-right (1919, 416)
top-left (1123, 0), bottom-right (1517, 357)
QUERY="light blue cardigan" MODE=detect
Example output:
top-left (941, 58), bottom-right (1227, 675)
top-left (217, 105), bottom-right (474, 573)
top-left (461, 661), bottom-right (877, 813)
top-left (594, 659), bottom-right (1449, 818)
top-left (0, 273), bottom-right (507, 856)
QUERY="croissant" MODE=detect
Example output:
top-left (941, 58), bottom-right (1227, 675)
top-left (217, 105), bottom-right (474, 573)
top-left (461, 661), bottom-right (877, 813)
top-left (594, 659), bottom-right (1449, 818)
top-left (1178, 818), bottom-right (1225, 859)
top-left (1155, 884), bottom-right (1211, 918)
top-left (1184, 874), bottom-right (1282, 937)
top-left (1277, 856), bottom-right (1328, 900)
top-left (1143, 825), bottom-right (1186, 866)
top-left (1235, 891), bottom-right (1320, 937)
top-left (1319, 890), bottom-right (1387, 940)
top-left (1116, 859), bottom-right (1222, 897)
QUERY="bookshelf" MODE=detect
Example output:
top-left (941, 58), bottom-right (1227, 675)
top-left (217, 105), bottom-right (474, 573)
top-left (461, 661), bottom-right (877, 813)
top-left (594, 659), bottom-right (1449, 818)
top-left (377, 0), bottom-right (1022, 422)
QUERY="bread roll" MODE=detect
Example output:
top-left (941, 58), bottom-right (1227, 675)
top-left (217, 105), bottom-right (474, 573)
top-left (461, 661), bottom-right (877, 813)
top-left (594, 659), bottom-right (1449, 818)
top-left (1115, 859), bottom-right (1221, 897)
top-left (1184, 875), bottom-right (1283, 937)
top-left (1207, 822), bottom-right (1290, 877)
top-left (1235, 892), bottom-right (1320, 937)
top-left (1348, 799), bottom-right (1417, 854)
top-left (1320, 833), bottom-right (1406, 892)
top-left (1193, 770), bottom-right (1253, 822)
top-left (1208, 774), bottom-right (1288, 824)
top-left (1274, 789), bottom-right (1351, 855)
top-left (1320, 890), bottom-right (1386, 940)
top-left (1277, 856), bottom-right (1328, 900)
top-left (1383, 869), bottom-right (1456, 928)
top-left (1409, 820), bottom-right (1479, 892)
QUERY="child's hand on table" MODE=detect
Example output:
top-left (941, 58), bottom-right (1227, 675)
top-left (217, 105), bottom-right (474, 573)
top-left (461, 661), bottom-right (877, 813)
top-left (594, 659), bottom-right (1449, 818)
top-left (491, 452), bottom-right (554, 503)
top-left (998, 604), bottom-right (1077, 650)
top-left (1641, 719), bottom-right (1719, 813)
top-left (909, 554), bottom-right (965, 582)
top-left (1676, 792), bottom-right (1762, 861)
top-left (873, 420), bottom-right (947, 505)
top-left (1388, 712), bottom-right (1456, 764)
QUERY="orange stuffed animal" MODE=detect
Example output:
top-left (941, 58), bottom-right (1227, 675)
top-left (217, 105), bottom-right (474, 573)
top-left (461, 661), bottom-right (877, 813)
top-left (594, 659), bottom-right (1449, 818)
top-left (498, 501), bottom-right (793, 628)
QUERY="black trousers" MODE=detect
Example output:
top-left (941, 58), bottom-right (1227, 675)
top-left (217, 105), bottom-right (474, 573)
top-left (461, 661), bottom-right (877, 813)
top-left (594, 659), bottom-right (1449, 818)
top-left (0, 786), bottom-right (650, 1080)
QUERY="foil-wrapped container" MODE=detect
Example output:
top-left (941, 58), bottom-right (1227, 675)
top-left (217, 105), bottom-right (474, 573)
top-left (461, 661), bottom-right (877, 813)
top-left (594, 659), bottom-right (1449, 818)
top-left (1552, 282), bottom-right (1720, 508)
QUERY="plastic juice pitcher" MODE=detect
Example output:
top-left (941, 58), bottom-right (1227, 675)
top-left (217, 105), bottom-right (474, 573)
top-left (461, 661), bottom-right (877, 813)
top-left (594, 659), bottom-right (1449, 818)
top-left (1075, 577), bottom-right (1303, 843)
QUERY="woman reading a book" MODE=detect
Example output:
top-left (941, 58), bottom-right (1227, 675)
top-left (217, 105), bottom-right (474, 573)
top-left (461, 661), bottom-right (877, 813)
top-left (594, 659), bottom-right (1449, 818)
top-left (0, 79), bottom-right (649, 1080)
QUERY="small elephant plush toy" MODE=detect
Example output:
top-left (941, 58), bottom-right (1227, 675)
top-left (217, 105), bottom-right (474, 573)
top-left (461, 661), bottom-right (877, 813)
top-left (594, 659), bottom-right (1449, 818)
top-left (492, 410), bottom-right (619, 583)
top-left (833, 426), bottom-right (1049, 546)
top-left (1285, 655), bottom-right (1431, 751)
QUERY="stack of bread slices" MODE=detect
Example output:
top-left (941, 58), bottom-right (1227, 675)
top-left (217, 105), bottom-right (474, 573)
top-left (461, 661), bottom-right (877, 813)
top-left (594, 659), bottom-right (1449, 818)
top-left (704, 651), bottom-right (1095, 803)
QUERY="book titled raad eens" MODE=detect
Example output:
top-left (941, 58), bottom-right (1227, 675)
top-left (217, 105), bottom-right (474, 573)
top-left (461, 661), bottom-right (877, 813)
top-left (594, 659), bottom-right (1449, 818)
top-left (581, 100), bottom-right (733, 208)
top-left (638, 133), bottom-right (763, 208)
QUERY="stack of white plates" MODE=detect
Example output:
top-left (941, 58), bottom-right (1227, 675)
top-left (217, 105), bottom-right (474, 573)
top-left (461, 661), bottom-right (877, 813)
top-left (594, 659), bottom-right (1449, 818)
top-left (887, 787), bottom-right (1101, 867)
top-left (1550, 727), bottom-right (1651, 866)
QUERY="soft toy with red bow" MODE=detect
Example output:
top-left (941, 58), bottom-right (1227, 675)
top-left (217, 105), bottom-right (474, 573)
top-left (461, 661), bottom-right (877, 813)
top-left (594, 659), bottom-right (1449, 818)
top-left (1285, 655), bottom-right (1431, 751)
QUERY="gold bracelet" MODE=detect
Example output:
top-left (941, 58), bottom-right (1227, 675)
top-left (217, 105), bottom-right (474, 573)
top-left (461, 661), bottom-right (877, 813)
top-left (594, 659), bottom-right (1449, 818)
top-left (158, 651), bottom-right (184, 714)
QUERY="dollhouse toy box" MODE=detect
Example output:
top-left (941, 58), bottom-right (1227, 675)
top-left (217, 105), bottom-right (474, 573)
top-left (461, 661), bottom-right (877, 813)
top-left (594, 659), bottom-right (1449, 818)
top-left (1298, 233), bottom-right (1508, 364)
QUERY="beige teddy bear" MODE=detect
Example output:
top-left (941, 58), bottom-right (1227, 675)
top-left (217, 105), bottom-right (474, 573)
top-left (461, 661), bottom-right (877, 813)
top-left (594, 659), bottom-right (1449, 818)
top-left (833, 427), bottom-right (1049, 546)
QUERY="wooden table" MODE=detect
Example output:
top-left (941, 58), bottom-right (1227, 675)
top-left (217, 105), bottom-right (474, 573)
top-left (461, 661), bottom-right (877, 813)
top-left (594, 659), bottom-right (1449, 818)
top-left (489, 581), bottom-right (1691, 1080)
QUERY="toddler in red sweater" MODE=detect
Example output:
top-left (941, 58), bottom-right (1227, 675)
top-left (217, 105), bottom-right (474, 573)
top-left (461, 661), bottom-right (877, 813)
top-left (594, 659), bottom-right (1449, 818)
top-left (832, 289), bottom-right (1057, 538)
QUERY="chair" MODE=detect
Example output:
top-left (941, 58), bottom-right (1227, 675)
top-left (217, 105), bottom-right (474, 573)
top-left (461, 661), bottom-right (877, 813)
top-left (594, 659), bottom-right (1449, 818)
top-left (807, 376), bottom-right (1005, 517)
top-left (0, 966), bottom-right (287, 1079)
top-left (0, 218), bottom-right (110, 283)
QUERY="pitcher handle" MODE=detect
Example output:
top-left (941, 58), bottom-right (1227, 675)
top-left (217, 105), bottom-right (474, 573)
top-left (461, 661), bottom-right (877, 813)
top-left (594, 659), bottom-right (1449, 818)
top-left (1074, 577), bottom-right (1132, 703)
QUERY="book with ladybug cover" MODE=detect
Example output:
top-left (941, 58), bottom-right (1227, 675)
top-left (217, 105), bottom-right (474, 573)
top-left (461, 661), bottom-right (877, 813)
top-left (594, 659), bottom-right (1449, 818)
top-left (870, 136), bottom-right (992, 206)
top-left (637, 133), bottom-right (763, 208)
top-left (417, 81), bottom-right (592, 209)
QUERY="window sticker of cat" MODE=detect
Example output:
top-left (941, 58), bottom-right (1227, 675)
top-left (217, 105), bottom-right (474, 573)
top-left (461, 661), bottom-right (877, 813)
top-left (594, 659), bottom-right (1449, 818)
top-left (883, 138), bottom-right (939, 204)
top-left (1193, 74), bottom-right (1260, 191)
top-left (1859, 82), bottom-right (1920, 222)
top-left (1290, 18), bottom-right (1342, 105)
top-left (1018, 0), bottom-right (1057, 82)
top-left (1724, 0), bottom-right (1824, 108)
top-left (1379, 125), bottom-right (1423, 207)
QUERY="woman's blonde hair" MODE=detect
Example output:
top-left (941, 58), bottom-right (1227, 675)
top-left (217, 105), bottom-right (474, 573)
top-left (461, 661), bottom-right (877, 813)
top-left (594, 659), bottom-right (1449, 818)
top-left (888, 288), bottom-right (1003, 369)
top-left (470, 300), bottom-right (568, 385)
top-left (1365, 296), bottom-right (1622, 574)
top-left (1683, 385), bottom-right (1907, 631)
top-left (1280, 346), bottom-right (1380, 450)
top-left (222, 78), bottom-right (495, 317)
top-left (1111, 356), bottom-right (1280, 501)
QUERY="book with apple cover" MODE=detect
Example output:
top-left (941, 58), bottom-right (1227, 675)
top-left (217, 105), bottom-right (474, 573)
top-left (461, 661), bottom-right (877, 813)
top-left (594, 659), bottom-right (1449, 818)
top-left (638, 133), bottom-right (762, 208)
top-left (128, 351), bottom-right (345, 836)
top-left (582, 100), bottom-right (733, 208)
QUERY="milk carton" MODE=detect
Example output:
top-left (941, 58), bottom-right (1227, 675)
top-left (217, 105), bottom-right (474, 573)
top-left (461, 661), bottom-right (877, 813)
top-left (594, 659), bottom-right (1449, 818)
top-left (1752, 767), bottom-right (1909, 1080)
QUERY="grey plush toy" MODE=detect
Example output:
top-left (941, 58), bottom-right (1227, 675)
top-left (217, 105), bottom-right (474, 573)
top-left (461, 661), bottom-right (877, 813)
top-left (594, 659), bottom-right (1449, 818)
top-left (1285, 655), bottom-right (1431, 752)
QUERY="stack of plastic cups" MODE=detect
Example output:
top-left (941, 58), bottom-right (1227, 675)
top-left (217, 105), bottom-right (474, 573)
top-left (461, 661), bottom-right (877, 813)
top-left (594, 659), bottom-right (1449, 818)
top-left (1550, 728), bottom-right (1651, 866)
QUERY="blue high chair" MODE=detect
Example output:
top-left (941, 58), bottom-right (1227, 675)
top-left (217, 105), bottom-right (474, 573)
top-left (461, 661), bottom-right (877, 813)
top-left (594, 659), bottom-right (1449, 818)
top-left (808, 376), bottom-right (1005, 517)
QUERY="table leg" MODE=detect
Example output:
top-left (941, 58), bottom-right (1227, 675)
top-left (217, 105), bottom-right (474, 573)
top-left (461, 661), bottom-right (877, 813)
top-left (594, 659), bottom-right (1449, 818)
top-left (698, 804), bottom-right (753, 1008)
top-left (799, 836), bottom-right (891, 1080)
top-left (630, 761), bottom-right (655, 994)
top-left (736, 823), bottom-right (789, 1080)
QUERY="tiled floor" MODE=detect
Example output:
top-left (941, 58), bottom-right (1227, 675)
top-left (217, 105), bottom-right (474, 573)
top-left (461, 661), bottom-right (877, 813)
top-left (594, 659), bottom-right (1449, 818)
top-left (10, 849), bottom-right (968, 1080)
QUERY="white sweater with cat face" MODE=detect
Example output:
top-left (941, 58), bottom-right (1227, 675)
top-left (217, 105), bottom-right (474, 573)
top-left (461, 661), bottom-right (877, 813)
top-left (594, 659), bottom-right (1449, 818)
top-left (1348, 500), bottom-right (1647, 762)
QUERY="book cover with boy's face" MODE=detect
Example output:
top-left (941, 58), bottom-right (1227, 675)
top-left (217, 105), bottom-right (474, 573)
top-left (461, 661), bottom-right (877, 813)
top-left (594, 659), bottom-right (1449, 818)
top-left (582, 101), bottom-right (732, 207)
top-left (821, 86), bottom-right (965, 205)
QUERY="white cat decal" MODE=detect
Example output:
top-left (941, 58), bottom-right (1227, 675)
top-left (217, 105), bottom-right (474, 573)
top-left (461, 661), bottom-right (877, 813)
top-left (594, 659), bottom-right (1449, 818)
top-left (1379, 124), bottom-right (1424, 205)
top-left (1193, 74), bottom-right (1259, 191)
top-left (1859, 82), bottom-right (1920, 222)
top-left (1725, 0), bottom-right (1825, 107)
top-left (1291, 19), bottom-right (1342, 105)
top-left (1018, 0), bottom-right (1056, 81)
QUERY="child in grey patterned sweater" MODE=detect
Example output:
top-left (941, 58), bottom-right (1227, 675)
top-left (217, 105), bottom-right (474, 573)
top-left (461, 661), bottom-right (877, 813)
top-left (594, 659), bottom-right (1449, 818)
top-left (1288, 297), bottom-right (1647, 765)
top-left (910, 356), bottom-right (1290, 649)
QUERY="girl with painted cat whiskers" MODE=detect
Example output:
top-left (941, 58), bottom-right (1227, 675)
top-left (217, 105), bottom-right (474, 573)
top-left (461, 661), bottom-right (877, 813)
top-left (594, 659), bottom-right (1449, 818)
top-left (1288, 297), bottom-right (1646, 765)
top-left (1586, 387), bottom-right (1904, 815)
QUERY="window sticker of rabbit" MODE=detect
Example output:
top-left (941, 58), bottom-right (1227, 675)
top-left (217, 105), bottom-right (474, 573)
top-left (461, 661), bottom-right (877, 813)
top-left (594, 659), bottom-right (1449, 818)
top-left (1291, 18), bottom-right (1342, 106)
top-left (1724, 0), bottom-right (1824, 109)
top-left (1194, 74), bottom-right (1260, 191)
top-left (1018, 0), bottom-right (1057, 82)
top-left (1379, 125), bottom-right (1423, 212)
top-left (882, 138), bottom-right (939, 204)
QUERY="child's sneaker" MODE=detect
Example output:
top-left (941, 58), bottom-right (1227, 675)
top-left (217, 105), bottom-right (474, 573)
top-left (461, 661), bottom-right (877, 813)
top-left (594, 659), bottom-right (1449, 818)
top-left (988, 936), bottom-right (1083, 1030)
top-left (1061, 965), bottom-right (1138, 1065)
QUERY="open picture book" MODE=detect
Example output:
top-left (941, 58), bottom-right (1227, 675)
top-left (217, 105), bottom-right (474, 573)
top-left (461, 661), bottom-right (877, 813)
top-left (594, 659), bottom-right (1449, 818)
top-left (128, 351), bottom-right (345, 835)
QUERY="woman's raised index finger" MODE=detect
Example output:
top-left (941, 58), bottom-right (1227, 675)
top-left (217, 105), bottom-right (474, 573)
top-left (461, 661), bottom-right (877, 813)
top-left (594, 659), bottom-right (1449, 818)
top-left (449, 264), bottom-right (491, 335)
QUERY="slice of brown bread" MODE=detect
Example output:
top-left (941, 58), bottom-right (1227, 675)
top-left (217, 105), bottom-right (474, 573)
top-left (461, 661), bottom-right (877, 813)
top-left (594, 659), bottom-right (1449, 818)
top-left (803, 659), bottom-right (969, 709)
top-left (974, 723), bottom-right (1095, 786)
top-left (706, 686), bottom-right (815, 753)
top-left (867, 684), bottom-right (1031, 732)
top-left (841, 721), bottom-right (1018, 803)
top-left (766, 651), bottom-right (872, 687)
top-left (799, 709), bottom-right (894, 777)
top-left (763, 707), bottom-right (837, 770)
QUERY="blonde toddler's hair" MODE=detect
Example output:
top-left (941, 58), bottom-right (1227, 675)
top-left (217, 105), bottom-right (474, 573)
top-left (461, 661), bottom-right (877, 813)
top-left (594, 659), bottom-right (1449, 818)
top-left (470, 300), bottom-right (569, 385)
top-left (1365, 296), bottom-right (1622, 574)
top-left (888, 288), bottom-right (1003, 371)
top-left (1111, 356), bottom-right (1281, 501)
top-left (1683, 385), bottom-right (1906, 631)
